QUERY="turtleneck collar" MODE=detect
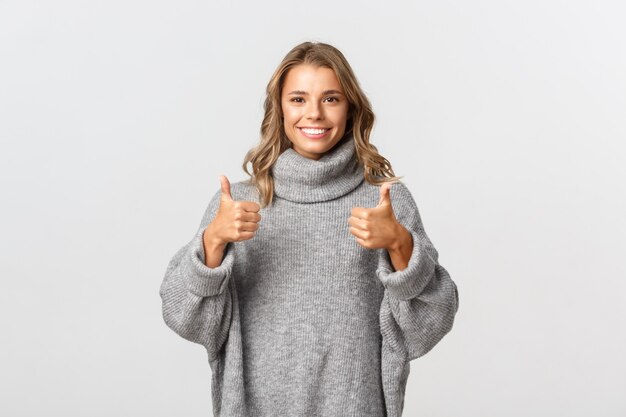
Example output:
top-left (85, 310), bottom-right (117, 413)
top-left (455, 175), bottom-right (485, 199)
top-left (271, 131), bottom-right (365, 203)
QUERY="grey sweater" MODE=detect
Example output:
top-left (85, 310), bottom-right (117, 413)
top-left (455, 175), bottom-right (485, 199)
top-left (159, 133), bottom-right (459, 417)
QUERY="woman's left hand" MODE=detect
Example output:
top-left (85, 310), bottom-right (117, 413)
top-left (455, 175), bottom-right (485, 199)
top-left (348, 182), bottom-right (405, 251)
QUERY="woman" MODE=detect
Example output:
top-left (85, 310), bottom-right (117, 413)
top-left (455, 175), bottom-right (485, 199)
top-left (159, 41), bottom-right (459, 417)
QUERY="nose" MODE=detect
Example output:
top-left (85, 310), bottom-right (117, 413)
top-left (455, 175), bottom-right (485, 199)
top-left (306, 100), bottom-right (323, 120)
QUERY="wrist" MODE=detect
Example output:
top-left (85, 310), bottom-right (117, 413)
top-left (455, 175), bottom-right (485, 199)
top-left (386, 224), bottom-right (413, 272)
top-left (203, 224), bottom-right (226, 249)
top-left (202, 226), bottom-right (227, 268)
top-left (388, 223), bottom-right (412, 254)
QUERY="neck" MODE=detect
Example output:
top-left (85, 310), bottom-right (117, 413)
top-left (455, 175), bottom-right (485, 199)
top-left (271, 132), bottom-right (365, 203)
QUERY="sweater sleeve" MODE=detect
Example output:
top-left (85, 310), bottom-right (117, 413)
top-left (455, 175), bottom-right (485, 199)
top-left (159, 188), bottom-right (235, 361)
top-left (376, 182), bottom-right (459, 361)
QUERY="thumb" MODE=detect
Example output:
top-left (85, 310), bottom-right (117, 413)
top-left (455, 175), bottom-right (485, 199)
top-left (377, 182), bottom-right (392, 207)
top-left (219, 175), bottom-right (233, 201)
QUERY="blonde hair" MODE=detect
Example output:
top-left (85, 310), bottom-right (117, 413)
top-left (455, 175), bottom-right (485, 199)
top-left (242, 41), bottom-right (403, 207)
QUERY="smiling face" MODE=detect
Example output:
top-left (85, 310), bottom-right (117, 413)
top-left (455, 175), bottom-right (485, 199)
top-left (280, 64), bottom-right (350, 160)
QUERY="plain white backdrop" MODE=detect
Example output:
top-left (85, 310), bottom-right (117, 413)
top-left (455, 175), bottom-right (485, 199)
top-left (1, 0), bottom-right (624, 416)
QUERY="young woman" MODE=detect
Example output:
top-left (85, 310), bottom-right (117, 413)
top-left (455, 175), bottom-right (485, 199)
top-left (160, 41), bottom-right (459, 417)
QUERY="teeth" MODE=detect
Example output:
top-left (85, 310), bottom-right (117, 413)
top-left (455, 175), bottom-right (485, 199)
top-left (301, 128), bottom-right (328, 134)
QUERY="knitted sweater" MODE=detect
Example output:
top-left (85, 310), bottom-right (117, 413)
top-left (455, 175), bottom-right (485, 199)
top-left (159, 132), bottom-right (459, 417)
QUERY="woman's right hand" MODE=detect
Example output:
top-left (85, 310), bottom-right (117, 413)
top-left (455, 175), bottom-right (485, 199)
top-left (204, 175), bottom-right (261, 247)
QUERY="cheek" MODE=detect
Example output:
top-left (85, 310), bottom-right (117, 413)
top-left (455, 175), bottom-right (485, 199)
top-left (330, 106), bottom-right (349, 124)
top-left (281, 106), bottom-right (301, 124)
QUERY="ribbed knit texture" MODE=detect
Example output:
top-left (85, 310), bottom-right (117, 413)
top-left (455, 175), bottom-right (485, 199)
top-left (159, 132), bottom-right (459, 417)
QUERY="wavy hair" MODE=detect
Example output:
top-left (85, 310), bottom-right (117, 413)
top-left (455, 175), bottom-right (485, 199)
top-left (242, 41), bottom-right (403, 207)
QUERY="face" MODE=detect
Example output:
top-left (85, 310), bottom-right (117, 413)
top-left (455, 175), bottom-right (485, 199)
top-left (281, 64), bottom-right (350, 160)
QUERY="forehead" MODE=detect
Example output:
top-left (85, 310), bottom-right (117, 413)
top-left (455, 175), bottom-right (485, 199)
top-left (282, 64), bottom-right (342, 92)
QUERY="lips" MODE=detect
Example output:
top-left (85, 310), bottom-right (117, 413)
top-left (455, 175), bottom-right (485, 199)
top-left (298, 127), bottom-right (331, 131)
top-left (298, 127), bottom-right (332, 139)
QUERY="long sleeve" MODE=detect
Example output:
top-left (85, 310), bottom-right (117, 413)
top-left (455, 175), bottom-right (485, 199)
top-left (159, 189), bottom-right (235, 361)
top-left (376, 182), bottom-right (459, 361)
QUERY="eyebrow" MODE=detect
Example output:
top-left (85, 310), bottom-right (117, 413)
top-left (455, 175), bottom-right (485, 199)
top-left (287, 90), bottom-right (345, 96)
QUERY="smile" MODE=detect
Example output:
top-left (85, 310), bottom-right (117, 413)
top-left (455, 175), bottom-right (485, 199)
top-left (298, 127), bottom-right (331, 139)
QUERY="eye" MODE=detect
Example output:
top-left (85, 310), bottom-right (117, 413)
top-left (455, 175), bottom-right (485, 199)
top-left (290, 96), bottom-right (340, 103)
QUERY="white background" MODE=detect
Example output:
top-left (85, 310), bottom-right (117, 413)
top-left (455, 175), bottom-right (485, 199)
top-left (1, 0), bottom-right (625, 416)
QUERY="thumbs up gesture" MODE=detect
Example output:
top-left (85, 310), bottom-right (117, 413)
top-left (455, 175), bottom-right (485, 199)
top-left (348, 182), bottom-right (404, 251)
top-left (205, 175), bottom-right (262, 246)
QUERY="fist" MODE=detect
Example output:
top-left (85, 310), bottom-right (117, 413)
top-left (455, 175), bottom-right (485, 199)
top-left (348, 181), bottom-right (403, 250)
top-left (205, 175), bottom-right (261, 245)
